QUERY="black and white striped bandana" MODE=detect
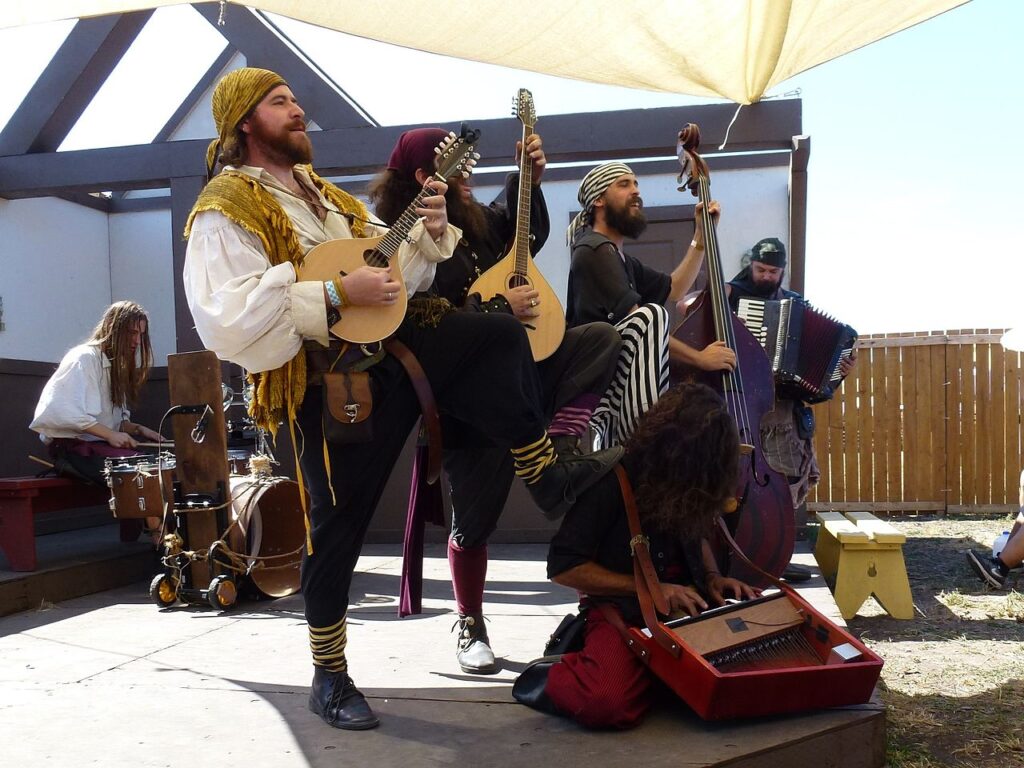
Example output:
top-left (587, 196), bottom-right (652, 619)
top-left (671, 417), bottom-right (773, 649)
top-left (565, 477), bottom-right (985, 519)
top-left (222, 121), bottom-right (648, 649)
top-left (566, 162), bottom-right (635, 245)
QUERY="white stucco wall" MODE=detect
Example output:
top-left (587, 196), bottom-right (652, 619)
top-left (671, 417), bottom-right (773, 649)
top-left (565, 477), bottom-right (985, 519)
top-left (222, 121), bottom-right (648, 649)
top-left (469, 160), bottom-right (791, 305)
top-left (109, 209), bottom-right (176, 364)
top-left (0, 196), bottom-right (112, 362)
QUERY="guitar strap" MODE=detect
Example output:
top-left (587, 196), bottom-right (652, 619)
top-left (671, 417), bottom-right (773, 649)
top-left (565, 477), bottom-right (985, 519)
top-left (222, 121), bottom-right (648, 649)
top-left (384, 338), bottom-right (442, 484)
top-left (613, 465), bottom-right (682, 658)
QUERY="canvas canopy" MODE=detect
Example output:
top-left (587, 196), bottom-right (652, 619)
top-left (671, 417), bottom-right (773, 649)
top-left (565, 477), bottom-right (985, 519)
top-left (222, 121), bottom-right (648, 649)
top-left (3, 0), bottom-right (968, 104)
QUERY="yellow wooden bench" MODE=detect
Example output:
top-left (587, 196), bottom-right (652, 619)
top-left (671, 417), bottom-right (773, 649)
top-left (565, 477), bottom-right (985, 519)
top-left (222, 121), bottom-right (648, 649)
top-left (814, 510), bottom-right (914, 620)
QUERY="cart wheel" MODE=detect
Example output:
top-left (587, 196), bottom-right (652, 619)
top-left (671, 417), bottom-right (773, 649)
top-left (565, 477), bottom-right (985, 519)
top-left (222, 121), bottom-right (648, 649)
top-left (207, 575), bottom-right (238, 611)
top-left (149, 573), bottom-right (177, 608)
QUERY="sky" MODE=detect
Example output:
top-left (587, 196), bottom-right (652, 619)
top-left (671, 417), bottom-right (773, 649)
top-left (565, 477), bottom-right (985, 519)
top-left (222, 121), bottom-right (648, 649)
top-left (1, 0), bottom-right (1021, 336)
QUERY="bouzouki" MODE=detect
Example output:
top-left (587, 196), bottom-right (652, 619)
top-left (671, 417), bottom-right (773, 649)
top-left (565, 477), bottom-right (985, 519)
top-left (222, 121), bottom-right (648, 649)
top-left (298, 127), bottom-right (480, 344)
top-left (467, 89), bottom-right (565, 361)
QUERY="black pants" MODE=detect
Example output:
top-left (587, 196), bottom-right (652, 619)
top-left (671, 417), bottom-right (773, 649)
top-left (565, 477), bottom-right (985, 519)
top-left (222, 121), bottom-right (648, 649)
top-left (446, 321), bottom-right (621, 547)
top-left (299, 310), bottom-right (548, 629)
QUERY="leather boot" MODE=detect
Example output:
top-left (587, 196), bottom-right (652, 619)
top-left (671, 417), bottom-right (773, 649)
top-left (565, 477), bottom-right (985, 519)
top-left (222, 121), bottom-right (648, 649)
top-left (454, 614), bottom-right (497, 674)
top-left (308, 667), bottom-right (380, 730)
top-left (550, 434), bottom-right (583, 459)
top-left (526, 445), bottom-right (624, 520)
top-left (512, 658), bottom-right (560, 715)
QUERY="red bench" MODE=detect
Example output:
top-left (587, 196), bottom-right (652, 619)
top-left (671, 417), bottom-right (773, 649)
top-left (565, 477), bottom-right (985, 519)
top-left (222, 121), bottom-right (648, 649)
top-left (0, 476), bottom-right (142, 571)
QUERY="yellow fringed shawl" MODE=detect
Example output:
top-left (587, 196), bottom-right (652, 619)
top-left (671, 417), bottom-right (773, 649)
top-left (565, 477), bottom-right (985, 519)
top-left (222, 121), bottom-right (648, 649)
top-left (183, 166), bottom-right (369, 434)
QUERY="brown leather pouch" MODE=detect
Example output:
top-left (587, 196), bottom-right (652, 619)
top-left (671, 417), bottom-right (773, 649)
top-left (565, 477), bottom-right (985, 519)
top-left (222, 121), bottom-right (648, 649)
top-left (322, 369), bottom-right (375, 443)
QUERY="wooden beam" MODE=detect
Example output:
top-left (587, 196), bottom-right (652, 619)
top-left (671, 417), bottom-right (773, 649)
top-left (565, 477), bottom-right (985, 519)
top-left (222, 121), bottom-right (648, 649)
top-left (0, 99), bottom-right (802, 198)
top-left (170, 175), bottom-right (207, 353)
top-left (192, 2), bottom-right (376, 129)
top-left (0, 12), bottom-right (154, 155)
top-left (788, 135), bottom-right (810, 295)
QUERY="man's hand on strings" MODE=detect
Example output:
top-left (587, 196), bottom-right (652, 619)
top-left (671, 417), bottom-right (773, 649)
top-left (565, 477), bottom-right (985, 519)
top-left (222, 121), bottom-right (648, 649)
top-left (343, 266), bottom-right (401, 306)
top-left (661, 583), bottom-right (707, 618)
top-left (696, 340), bottom-right (736, 371)
top-left (417, 179), bottom-right (449, 240)
top-left (515, 133), bottom-right (547, 185)
top-left (705, 574), bottom-right (761, 606)
top-left (693, 199), bottom-right (721, 244)
top-left (501, 285), bottom-right (541, 319)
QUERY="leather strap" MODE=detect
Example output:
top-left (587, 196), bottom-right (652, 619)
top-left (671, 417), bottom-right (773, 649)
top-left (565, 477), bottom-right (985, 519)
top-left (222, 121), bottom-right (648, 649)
top-left (613, 465), bottom-right (681, 658)
top-left (384, 338), bottom-right (442, 484)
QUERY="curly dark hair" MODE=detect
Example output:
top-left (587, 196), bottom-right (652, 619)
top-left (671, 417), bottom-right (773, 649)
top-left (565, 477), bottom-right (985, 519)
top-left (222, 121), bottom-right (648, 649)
top-left (623, 382), bottom-right (739, 539)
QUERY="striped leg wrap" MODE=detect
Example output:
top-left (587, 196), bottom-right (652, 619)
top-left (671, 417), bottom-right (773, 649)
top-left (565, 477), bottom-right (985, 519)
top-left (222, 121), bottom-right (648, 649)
top-left (309, 615), bottom-right (348, 673)
top-left (511, 435), bottom-right (557, 484)
top-left (590, 304), bottom-right (669, 449)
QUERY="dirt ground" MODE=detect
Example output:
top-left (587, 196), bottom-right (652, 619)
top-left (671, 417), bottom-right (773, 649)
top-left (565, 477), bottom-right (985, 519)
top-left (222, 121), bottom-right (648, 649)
top-left (836, 515), bottom-right (1024, 767)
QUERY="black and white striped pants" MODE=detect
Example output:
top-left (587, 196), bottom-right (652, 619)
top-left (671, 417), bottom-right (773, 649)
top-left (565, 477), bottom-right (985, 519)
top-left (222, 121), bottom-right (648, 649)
top-left (590, 304), bottom-right (670, 448)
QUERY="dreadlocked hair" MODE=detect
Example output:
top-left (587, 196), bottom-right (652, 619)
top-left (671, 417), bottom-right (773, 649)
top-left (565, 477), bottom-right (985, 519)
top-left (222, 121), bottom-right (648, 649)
top-left (623, 382), bottom-right (739, 539)
top-left (88, 301), bottom-right (153, 409)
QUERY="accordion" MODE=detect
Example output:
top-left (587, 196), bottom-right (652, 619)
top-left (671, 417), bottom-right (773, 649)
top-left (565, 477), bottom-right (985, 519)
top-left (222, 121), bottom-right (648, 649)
top-left (737, 297), bottom-right (857, 403)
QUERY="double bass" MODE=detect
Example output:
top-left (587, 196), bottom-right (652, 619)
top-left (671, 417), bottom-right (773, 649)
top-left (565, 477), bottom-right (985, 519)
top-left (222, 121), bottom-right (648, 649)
top-left (671, 123), bottom-right (794, 584)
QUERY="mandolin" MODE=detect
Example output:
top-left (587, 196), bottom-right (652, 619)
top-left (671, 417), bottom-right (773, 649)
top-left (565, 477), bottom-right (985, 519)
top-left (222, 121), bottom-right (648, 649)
top-left (467, 89), bottom-right (565, 361)
top-left (298, 127), bottom-right (480, 344)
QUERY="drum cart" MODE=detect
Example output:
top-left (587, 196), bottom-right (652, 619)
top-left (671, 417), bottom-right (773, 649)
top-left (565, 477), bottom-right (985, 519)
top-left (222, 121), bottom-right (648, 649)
top-left (150, 351), bottom-right (239, 611)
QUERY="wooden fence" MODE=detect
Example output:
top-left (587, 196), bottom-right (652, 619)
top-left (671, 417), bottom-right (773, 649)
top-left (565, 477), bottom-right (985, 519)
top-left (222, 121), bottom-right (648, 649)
top-left (808, 330), bottom-right (1023, 515)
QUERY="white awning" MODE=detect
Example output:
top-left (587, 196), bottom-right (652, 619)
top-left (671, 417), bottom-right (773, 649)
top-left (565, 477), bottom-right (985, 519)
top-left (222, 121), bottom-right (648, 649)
top-left (4, 0), bottom-right (969, 104)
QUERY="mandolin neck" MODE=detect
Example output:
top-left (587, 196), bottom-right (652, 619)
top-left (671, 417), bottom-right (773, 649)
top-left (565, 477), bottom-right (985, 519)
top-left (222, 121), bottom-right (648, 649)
top-left (513, 119), bottom-right (535, 277)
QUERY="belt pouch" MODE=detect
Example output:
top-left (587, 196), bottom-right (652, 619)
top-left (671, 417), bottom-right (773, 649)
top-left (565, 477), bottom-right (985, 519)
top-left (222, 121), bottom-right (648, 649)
top-left (322, 368), bottom-right (374, 444)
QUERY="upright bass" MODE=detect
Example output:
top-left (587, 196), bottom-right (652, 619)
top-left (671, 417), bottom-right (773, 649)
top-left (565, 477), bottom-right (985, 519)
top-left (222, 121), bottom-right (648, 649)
top-left (671, 123), bottom-right (794, 584)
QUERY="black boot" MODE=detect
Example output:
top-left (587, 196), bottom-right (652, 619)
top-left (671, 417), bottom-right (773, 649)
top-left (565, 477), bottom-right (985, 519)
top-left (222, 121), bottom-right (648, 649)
top-left (454, 614), bottom-right (497, 674)
top-left (966, 549), bottom-right (1011, 590)
top-left (512, 659), bottom-right (560, 715)
top-left (527, 445), bottom-right (624, 520)
top-left (781, 562), bottom-right (813, 583)
top-left (308, 667), bottom-right (380, 730)
top-left (550, 434), bottom-right (583, 459)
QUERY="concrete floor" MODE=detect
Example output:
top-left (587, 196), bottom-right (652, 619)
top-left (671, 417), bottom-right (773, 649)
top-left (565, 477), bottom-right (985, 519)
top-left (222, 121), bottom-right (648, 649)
top-left (0, 541), bottom-right (884, 768)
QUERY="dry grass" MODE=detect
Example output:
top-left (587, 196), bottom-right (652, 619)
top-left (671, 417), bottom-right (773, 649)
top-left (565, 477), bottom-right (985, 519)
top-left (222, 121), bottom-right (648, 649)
top-left (838, 515), bottom-right (1024, 767)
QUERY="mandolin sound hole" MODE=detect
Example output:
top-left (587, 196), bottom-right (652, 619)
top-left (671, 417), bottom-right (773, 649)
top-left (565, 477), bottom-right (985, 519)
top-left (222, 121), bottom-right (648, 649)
top-left (508, 274), bottom-right (530, 289)
top-left (364, 249), bottom-right (384, 267)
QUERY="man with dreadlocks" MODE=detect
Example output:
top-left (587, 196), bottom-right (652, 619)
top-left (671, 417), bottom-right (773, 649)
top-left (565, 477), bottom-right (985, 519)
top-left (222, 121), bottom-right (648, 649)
top-left (566, 163), bottom-right (734, 448)
top-left (512, 382), bottom-right (759, 729)
top-left (183, 68), bottom-right (622, 731)
top-left (31, 301), bottom-right (163, 539)
top-left (367, 127), bottom-right (621, 676)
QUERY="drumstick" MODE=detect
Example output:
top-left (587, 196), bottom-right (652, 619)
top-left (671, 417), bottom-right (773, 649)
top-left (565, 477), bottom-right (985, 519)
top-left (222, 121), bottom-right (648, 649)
top-left (29, 454), bottom-right (55, 468)
top-left (136, 441), bottom-right (174, 448)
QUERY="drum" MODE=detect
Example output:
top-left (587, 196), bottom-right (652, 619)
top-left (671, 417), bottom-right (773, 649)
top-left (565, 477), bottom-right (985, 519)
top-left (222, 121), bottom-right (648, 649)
top-left (104, 455), bottom-right (174, 519)
top-left (226, 475), bottom-right (304, 598)
top-left (227, 449), bottom-right (252, 475)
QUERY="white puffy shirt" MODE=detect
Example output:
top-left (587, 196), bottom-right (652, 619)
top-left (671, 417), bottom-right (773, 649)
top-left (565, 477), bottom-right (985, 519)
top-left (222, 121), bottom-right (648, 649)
top-left (30, 343), bottom-right (129, 442)
top-left (183, 164), bottom-right (458, 373)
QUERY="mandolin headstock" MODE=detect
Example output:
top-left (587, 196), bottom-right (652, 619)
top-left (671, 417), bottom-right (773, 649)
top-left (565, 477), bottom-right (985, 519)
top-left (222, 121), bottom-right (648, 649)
top-left (434, 125), bottom-right (481, 181)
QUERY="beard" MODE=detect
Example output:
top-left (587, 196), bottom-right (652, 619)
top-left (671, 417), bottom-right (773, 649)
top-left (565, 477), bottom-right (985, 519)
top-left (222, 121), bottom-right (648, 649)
top-left (605, 197), bottom-right (648, 239)
top-left (249, 115), bottom-right (313, 165)
top-left (444, 179), bottom-right (489, 245)
top-left (750, 273), bottom-right (783, 297)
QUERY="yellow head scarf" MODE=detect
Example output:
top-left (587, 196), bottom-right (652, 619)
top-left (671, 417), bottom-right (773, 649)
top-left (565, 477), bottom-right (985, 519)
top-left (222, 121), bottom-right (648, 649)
top-left (205, 67), bottom-right (287, 178)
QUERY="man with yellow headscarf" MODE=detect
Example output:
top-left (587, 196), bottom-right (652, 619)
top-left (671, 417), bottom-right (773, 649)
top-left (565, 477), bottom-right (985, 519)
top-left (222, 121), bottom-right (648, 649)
top-left (183, 68), bottom-right (622, 731)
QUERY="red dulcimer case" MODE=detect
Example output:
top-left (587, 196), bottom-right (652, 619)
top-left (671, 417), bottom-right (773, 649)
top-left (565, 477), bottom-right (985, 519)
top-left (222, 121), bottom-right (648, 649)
top-left (612, 466), bottom-right (883, 721)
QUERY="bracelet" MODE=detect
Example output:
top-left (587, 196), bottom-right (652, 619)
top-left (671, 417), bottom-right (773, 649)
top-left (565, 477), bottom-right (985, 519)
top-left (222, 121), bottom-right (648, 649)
top-left (690, 239), bottom-right (705, 252)
top-left (325, 277), bottom-right (350, 309)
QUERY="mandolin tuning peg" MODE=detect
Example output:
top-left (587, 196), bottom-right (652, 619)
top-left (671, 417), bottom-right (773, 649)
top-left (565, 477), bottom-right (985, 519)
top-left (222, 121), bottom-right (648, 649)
top-left (472, 152), bottom-right (481, 160)
top-left (448, 131), bottom-right (457, 138)
top-left (434, 147), bottom-right (442, 155)
top-left (461, 170), bottom-right (470, 178)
